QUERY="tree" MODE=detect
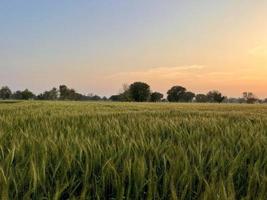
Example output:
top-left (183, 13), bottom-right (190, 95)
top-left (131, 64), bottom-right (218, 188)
top-left (129, 82), bottom-right (151, 102)
top-left (12, 91), bottom-right (23, 100)
top-left (59, 85), bottom-right (80, 100)
top-left (150, 92), bottom-right (163, 102)
top-left (109, 95), bottom-right (121, 101)
top-left (243, 92), bottom-right (258, 104)
top-left (59, 85), bottom-right (69, 100)
top-left (37, 87), bottom-right (58, 100)
top-left (47, 87), bottom-right (58, 100)
top-left (89, 95), bottom-right (101, 101)
top-left (180, 91), bottom-right (195, 102)
top-left (0, 86), bottom-right (12, 100)
top-left (207, 90), bottom-right (225, 103)
top-left (167, 86), bottom-right (186, 102)
top-left (102, 96), bottom-right (108, 101)
top-left (21, 89), bottom-right (35, 100)
top-left (118, 84), bottom-right (132, 101)
top-left (195, 94), bottom-right (208, 103)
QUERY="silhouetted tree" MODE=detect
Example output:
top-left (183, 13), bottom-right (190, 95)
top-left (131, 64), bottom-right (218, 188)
top-left (207, 90), bottom-right (225, 103)
top-left (195, 94), bottom-right (209, 103)
top-left (117, 84), bottom-right (132, 101)
top-left (12, 91), bottom-right (23, 100)
top-left (102, 96), bottom-right (108, 101)
top-left (109, 95), bottom-right (121, 101)
top-left (129, 82), bottom-right (151, 102)
top-left (243, 92), bottom-right (258, 104)
top-left (59, 85), bottom-right (79, 100)
top-left (180, 91), bottom-right (195, 102)
top-left (167, 86), bottom-right (186, 102)
top-left (37, 87), bottom-right (58, 100)
top-left (89, 95), bottom-right (101, 101)
top-left (150, 92), bottom-right (164, 102)
top-left (0, 86), bottom-right (12, 100)
top-left (59, 85), bottom-right (69, 100)
top-left (21, 89), bottom-right (35, 100)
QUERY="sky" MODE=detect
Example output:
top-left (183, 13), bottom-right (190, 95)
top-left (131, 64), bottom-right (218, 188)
top-left (0, 0), bottom-right (267, 98)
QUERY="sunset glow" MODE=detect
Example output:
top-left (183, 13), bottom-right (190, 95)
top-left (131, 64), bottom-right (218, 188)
top-left (1, 1), bottom-right (266, 97)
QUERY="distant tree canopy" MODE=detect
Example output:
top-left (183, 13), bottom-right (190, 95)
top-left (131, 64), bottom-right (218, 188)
top-left (167, 86), bottom-right (195, 102)
top-left (58, 85), bottom-right (102, 101)
top-left (10, 89), bottom-right (35, 100)
top-left (110, 82), bottom-right (163, 102)
top-left (129, 82), bottom-right (151, 102)
top-left (0, 86), bottom-right (12, 100)
top-left (195, 94), bottom-right (209, 103)
top-left (167, 86), bottom-right (186, 102)
top-left (22, 89), bottom-right (36, 100)
top-left (37, 88), bottom-right (58, 100)
top-left (206, 90), bottom-right (225, 103)
top-left (180, 91), bottom-right (195, 102)
top-left (109, 95), bottom-right (121, 102)
top-left (0, 85), bottom-right (103, 101)
top-left (0, 83), bottom-right (265, 104)
top-left (243, 92), bottom-right (258, 104)
top-left (150, 92), bottom-right (164, 102)
top-left (59, 85), bottom-right (76, 100)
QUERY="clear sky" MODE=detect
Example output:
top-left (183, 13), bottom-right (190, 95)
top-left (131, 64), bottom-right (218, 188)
top-left (1, 0), bottom-right (266, 97)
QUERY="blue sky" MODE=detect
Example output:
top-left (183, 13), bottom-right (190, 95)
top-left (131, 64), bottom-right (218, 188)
top-left (0, 1), bottom-right (266, 97)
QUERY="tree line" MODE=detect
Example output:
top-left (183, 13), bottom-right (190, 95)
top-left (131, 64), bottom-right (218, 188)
top-left (0, 85), bottom-right (103, 101)
top-left (0, 82), bottom-right (266, 104)
top-left (110, 82), bottom-right (227, 103)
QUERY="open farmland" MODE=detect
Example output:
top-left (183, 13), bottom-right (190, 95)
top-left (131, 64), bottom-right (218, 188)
top-left (0, 101), bottom-right (266, 199)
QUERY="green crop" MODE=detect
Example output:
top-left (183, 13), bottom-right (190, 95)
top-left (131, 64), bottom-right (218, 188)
top-left (0, 101), bottom-right (266, 199)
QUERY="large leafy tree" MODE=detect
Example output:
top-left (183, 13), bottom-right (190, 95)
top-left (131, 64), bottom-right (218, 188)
top-left (21, 89), bottom-right (35, 100)
top-left (129, 82), bottom-right (151, 102)
top-left (180, 91), bottom-right (195, 102)
top-left (59, 85), bottom-right (78, 100)
top-left (150, 92), bottom-right (164, 102)
top-left (207, 90), bottom-right (225, 103)
top-left (0, 86), bottom-right (12, 100)
top-left (12, 91), bottom-right (23, 100)
top-left (167, 86), bottom-right (186, 102)
top-left (59, 85), bottom-right (69, 100)
top-left (37, 88), bottom-right (58, 100)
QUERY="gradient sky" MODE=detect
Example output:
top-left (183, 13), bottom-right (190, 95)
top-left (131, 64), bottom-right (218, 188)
top-left (1, 0), bottom-right (267, 97)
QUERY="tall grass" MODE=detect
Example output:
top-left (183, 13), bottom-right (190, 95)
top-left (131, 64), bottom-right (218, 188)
top-left (0, 101), bottom-right (266, 199)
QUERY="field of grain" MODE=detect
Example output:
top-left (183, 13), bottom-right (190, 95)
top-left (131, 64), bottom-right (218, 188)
top-left (0, 101), bottom-right (266, 199)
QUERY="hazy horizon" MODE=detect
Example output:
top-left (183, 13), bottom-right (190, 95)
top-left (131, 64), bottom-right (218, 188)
top-left (1, 1), bottom-right (266, 98)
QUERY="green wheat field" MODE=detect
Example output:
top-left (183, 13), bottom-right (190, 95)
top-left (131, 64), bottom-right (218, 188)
top-left (0, 101), bottom-right (266, 200)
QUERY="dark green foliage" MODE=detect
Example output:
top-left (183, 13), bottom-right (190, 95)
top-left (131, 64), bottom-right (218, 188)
top-left (195, 94), bottom-right (209, 103)
top-left (37, 87), bottom-right (58, 100)
top-left (150, 92), bottom-right (164, 102)
top-left (59, 85), bottom-right (98, 101)
top-left (109, 94), bottom-right (122, 101)
top-left (0, 86), bottom-right (12, 100)
top-left (167, 86), bottom-right (195, 102)
top-left (180, 91), bottom-right (195, 102)
top-left (129, 82), bottom-right (151, 102)
top-left (207, 90), bottom-right (225, 103)
top-left (167, 86), bottom-right (186, 102)
top-left (11, 91), bottom-right (23, 99)
top-left (22, 89), bottom-right (35, 100)
top-left (11, 89), bottom-right (35, 100)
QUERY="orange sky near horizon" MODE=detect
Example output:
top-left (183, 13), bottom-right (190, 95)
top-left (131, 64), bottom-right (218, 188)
top-left (0, 1), bottom-right (266, 98)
